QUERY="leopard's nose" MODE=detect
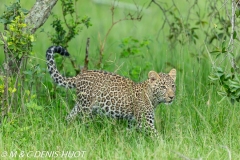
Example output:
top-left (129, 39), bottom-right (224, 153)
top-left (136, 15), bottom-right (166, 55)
top-left (169, 95), bottom-right (174, 100)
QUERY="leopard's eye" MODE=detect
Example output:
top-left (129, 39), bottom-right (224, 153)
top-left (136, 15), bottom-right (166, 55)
top-left (161, 86), bottom-right (167, 90)
top-left (172, 84), bottom-right (175, 88)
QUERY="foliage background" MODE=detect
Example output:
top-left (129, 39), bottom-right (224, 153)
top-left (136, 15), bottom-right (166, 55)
top-left (0, 0), bottom-right (240, 159)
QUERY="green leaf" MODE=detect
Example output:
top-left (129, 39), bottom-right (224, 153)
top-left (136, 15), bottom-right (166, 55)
top-left (0, 18), bottom-right (8, 24)
top-left (236, 89), bottom-right (240, 96)
top-left (210, 50), bottom-right (220, 54)
top-left (19, 126), bottom-right (31, 132)
top-left (230, 98), bottom-right (235, 104)
top-left (0, 40), bottom-right (4, 45)
top-left (215, 67), bottom-right (223, 73)
top-left (228, 79), bottom-right (240, 88)
top-left (209, 75), bottom-right (219, 81)
top-left (20, 8), bottom-right (29, 14)
top-left (23, 71), bottom-right (33, 75)
top-left (120, 50), bottom-right (130, 58)
top-left (131, 38), bottom-right (139, 43)
top-left (26, 102), bottom-right (43, 110)
top-left (233, 31), bottom-right (237, 39)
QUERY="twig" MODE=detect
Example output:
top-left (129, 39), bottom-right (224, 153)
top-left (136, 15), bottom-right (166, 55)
top-left (69, 57), bottom-right (81, 75)
top-left (186, 0), bottom-right (198, 22)
top-left (0, 32), bottom-right (24, 114)
top-left (227, 0), bottom-right (237, 70)
top-left (60, 0), bottom-right (82, 75)
top-left (204, 43), bottom-right (215, 68)
top-left (147, 0), bottom-right (171, 41)
top-left (113, 62), bottom-right (125, 74)
top-left (83, 38), bottom-right (90, 71)
top-left (97, 2), bottom-right (142, 68)
top-left (0, 31), bottom-right (9, 119)
top-left (61, 0), bottom-right (77, 47)
top-left (13, 57), bottom-right (24, 112)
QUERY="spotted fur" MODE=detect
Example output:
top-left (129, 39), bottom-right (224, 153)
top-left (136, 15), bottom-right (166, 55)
top-left (46, 46), bottom-right (177, 136)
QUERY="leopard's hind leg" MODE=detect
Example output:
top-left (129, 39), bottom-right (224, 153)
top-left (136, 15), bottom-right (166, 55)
top-left (66, 100), bottom-right (94, 123)
top-left (66, 102), bottom-right (81, 122)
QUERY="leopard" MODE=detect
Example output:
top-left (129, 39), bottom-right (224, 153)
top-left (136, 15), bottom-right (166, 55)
top-left (46, 46), bottom-right (176, 136)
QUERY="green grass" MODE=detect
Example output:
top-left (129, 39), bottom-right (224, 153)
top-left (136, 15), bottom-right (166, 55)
top-left (1, 0), bottom-right (240, 159)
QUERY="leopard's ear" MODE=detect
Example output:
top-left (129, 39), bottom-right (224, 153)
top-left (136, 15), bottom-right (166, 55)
top-left (169, 68), bottom-right (176, 82)
top-left (148, 71), bottom-right (160, 83)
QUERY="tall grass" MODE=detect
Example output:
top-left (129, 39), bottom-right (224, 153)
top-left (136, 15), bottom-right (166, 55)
top-left (1, 0), bottom-right (240, 159)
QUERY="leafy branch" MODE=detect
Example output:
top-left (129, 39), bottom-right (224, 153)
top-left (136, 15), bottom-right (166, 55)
top-left (0, 3), bottom-right (35, 117)
top-left (49, 0), bottom-right (92, 75)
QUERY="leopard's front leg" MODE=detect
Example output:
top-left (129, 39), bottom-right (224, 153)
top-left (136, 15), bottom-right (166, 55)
top-left (136, 111), bottom-right (159, 137)
top-left (145, 113), bottom-right (159, 138)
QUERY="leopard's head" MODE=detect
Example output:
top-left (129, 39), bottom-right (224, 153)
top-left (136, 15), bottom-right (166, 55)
top-left (148, 69), bottom-right (176, 105)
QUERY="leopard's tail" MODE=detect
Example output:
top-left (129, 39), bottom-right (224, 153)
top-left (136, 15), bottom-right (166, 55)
top-left (46, 46), bottom-right (76, 88)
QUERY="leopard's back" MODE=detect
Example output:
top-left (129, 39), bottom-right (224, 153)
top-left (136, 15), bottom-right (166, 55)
top-left (75, 70), bottom-right (136, 118)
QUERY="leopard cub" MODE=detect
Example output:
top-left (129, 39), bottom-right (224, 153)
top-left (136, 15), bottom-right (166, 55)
top-left (46, 46), bottom-right (176, 136)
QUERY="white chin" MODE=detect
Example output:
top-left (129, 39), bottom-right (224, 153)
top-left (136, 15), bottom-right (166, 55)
top-left (164, 101), bottom-right (172, 105)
